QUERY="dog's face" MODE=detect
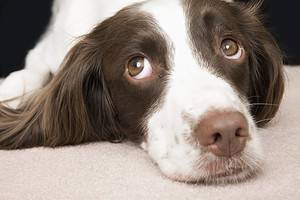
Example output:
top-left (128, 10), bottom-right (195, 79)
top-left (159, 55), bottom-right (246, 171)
top-left (27, 0), bottom-right (283, 183)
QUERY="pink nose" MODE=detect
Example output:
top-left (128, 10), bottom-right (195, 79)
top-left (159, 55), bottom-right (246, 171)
top-left (194, 110), bottom-right (249, 157)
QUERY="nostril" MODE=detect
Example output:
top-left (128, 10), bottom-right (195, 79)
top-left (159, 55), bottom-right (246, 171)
top-left (235, 127), bottom-right (249, 138)
top-left (212, 132), bottom-right (222, 143)
top-left (235, 128), bottom-right (242, 137)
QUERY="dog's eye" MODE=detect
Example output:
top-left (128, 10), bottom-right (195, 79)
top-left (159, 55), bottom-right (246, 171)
top-left (221, 39), bottom-right (243, 60)
top-left (127, 56), bottom-right (152, 79)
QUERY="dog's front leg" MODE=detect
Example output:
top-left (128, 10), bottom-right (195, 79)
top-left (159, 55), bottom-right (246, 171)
top-left (0, 68), bottom-right (50, 108)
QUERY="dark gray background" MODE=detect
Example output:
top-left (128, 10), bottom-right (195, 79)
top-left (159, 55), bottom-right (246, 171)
top-left (0, 0), bottom-right (299, 77)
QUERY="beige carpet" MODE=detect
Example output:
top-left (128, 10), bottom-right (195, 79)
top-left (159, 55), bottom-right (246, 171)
top-left (0, 67), bottom-right (299, 200)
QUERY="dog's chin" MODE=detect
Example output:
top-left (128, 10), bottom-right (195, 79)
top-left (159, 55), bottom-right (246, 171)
top-left (196, 165), bottom-right (260, 185)
top-left (162, 153), bottom-right (262, 185)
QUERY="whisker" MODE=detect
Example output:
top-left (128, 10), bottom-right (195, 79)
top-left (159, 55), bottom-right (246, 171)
top-left (248, 103), bottom-right (279, 107)
top-left (247, 95), bottom-right (260, 100)
top-left (242, 150), bottom-right (263, 171)
top-left (255, 118), bottom-right (274, 124)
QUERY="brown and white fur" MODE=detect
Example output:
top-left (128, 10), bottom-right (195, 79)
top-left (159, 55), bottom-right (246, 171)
top-left (0, 0), bottom-right (284, 184)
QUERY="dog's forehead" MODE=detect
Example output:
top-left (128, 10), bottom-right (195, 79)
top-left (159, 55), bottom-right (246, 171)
top-left (139, 0), bottom-right (234, 35)
top-left (138, 0), bottom-right (234, 64)
top-left (140, 0), bottom-right (198, 68)
top-left (140, 1), bottom-right (187, 43)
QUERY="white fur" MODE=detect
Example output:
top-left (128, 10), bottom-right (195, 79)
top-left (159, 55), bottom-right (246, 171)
top-left (0, 0), bottom-right (262, 182)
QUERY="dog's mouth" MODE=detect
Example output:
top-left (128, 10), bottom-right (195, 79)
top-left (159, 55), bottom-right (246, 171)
top-left (163, 152), bottom-right (262, 184)
top-left (204, 155), bottom-right (246, 174)
top-left (193, 153), bottom-right (262, 184)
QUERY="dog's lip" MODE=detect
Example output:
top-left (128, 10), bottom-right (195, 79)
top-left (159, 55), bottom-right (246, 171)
top-left (207, 167), bottom-right (244, 178)
top-left (166, 165), bottom-right (253, 184)
top-left (202, 156), bottom-right (248, 177)
top-left (162, 156), bottom-right (257, 184)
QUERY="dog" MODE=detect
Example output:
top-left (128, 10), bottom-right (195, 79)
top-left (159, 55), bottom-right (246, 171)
top-left (0, 0), bottom-right (284, 184)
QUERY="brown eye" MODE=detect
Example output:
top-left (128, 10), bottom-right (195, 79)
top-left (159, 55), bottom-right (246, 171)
top-left (221, 39), bottom-right (243, 59)
top-left (127, 56), bottom-right (152, 79)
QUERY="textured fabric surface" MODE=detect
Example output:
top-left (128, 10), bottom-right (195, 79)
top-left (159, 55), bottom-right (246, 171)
top-left (0, 67), bottom-right (299, 200)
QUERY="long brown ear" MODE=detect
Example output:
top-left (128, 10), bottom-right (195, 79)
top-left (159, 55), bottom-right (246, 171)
top-left (0, 36), bottom-right (123, 150)
top-left (248, 38), bottom-right (285, 127)
top-left (241, 3), bottom-right (285, 127)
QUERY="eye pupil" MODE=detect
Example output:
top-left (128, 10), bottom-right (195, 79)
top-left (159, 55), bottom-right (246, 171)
top-left (136, 61), bottom-right (142, 68)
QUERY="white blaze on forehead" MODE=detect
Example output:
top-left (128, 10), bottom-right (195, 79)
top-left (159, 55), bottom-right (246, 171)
top-left (141, 0), bottom-right (198, 67)
top-left (140, 0), bottom-right (204, 177)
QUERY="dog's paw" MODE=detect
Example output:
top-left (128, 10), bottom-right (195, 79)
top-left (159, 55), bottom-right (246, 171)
top-left (0, 70), bottom-right (45, 108)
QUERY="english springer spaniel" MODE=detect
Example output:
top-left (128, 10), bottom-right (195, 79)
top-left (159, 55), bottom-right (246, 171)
top-left (0, 0), bottom-right (284, 184)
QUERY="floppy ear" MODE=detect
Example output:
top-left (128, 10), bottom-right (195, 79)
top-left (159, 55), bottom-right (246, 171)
top-left (243, 4), bottom-right (285, 127)
top-left (0, 35), bottom-right (123, 149)
top-left (248, 38), bottom-right (284, 127)
top-left (43, 39), bottom-right (124, 144)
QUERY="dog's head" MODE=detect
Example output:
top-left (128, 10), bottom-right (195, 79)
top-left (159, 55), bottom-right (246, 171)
top-left (6, 0), bottom-right (284, 183)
